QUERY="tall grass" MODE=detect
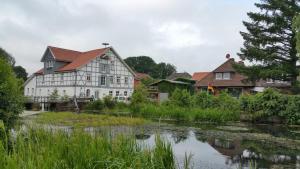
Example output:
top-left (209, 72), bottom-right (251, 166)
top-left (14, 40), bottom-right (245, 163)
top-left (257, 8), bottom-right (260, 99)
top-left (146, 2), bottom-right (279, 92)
top-left (35, 112), bottom-right (148, 127)
top-left (132, 103), bottom-right (240, 123)
top-left (0, 128), bottom-right (178, 169)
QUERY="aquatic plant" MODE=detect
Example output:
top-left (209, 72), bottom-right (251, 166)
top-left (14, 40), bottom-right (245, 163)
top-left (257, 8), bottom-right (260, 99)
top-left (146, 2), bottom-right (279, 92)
top-left (0, 128), bottom-right (178, 169)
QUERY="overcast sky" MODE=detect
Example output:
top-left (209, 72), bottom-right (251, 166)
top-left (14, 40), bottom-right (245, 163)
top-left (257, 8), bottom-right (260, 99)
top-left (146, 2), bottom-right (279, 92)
top-left (0, 0), bottom-right (258, 75)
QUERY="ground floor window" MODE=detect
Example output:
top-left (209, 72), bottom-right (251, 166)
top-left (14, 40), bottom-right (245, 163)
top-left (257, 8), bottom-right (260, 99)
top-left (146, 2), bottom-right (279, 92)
top-left (116, 91), bottom-right (119, 96)
top-left (124, 91), bottom-right (127, 96)
top-left (109, 91), bottom-right (113, 96)
top-left (86, 89), bottom-right (90, 97)
top-left (95, 91), bottom-right (99, 99)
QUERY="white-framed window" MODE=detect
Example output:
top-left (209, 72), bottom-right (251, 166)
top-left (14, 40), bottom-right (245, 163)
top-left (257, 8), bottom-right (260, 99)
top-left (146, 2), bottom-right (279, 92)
top-left (117, 76), bottom-right (121, 84)
top-left (124, 77), bottom-right (128, 84)
top-left (42, 76), bottom-right (45, 84)
top-left (27, 88), bottom-right (29, 95)
top-left (215, 72), bottom-right (231, 80)
top-left (109, 91), bottom-right (113, 96)
top-left (109, 76), bottom-right (114, 84)
top-left (124, 91), bottom-right (127, 96)
top-left (116, 91), bottom-right (119, 96)
top-left (46, 61), bottom-right (54, 68)
top-left (100, 75), bottom-right (106, 85)
top-left (60, 74), bottom-right (64, 81)
top-left (223, 73), bottom-right (231, 80)
top-left (215, 73), bottom-right (223, 80)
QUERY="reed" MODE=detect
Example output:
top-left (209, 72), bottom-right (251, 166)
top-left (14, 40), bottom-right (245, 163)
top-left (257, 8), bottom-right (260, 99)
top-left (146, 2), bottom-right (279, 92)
top-left (0, 128), bottom-right (177, 169)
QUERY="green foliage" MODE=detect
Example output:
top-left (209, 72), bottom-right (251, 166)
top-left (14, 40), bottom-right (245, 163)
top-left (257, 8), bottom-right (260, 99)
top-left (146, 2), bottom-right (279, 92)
top-left (193, 92), bottom-right (214, 109)
top-left (0, 47), bottom-right (28, 81)
top-left (170, 88), bottom-right (193, 107)
top-left (240, 88), bottom-right (300, 124)
top-left (0, 120), bottom-right (7, 150)
top-left (0, 128), bottom-right (176, 169)
top-left (49, 89), bottom-right (60, 101)
top-left (13, 66), bottom-right (28, 81)
top-left (84, 100), bottom-right (104, 113)
top-left (103, 96), bottom-right (116, 109)
top-left (131, 84), bottom-right (149, 105)
top-left (214, 91), bottom-right (240, 112)
top-left (124, 56), bottom-right (176, 79)
top-left (0, 59), bottom-right (24, 128)
top-left (0, 47), bottom-right (15, 66)
top-left (236, 0), bottom-right (300, 93)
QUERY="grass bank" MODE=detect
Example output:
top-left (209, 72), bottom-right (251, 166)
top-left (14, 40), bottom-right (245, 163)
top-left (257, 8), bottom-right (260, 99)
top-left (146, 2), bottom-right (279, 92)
top-left (35, 112), bottom-right (148, 127)
top-left (0, 128), bottom-right (177, 169)
top-left (131, 104), bottom-right (239, 123)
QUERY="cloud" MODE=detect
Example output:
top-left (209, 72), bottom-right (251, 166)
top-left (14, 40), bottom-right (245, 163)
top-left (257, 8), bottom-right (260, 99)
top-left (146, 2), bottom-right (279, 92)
top-left (0, 0), bottom-right (258, 74)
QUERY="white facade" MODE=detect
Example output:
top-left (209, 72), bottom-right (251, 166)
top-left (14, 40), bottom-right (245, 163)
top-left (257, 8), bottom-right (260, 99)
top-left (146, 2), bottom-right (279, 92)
top-left (24, 47), bottom-right (135, 101)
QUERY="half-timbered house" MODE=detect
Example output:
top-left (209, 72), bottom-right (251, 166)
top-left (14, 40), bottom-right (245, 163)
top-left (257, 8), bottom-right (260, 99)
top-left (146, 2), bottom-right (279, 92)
top-left (24, 46), bottom-right (135, 102)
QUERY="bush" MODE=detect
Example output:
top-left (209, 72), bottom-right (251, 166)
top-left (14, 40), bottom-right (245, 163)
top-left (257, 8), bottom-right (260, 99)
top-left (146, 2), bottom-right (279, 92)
top-left (283, 95), bottom-right (300, 124)
top-left (170, 88), bottom-right (193, 107)
top-left (103, 96), bottom-right (116, 109)
top-left (214, 91), bottom-right (240, 112)
top-left (193, 92), bottom-right (214, 109)
top-left (84, 100), bottom-right (104, 113)
top-left (131, 84), bottom-right (149, 105)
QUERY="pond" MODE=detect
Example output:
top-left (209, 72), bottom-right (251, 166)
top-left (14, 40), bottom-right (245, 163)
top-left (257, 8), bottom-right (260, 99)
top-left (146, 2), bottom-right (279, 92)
top-left (21, 119), bottom-right (300, 169)
top-left (82, 123), bottom-right (300, 169)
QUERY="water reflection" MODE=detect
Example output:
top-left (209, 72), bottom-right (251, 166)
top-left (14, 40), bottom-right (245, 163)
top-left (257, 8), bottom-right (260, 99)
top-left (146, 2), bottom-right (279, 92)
top-left (20, 121), bottom-right (300, 169)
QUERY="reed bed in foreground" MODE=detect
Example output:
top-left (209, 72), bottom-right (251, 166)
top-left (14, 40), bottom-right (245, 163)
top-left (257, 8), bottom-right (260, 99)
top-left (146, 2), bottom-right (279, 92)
top-left (0, 128), bottom-right (176, 169)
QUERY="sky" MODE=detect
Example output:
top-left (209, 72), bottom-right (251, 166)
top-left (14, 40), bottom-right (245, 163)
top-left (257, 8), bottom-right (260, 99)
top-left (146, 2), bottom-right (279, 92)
top-left (0, 0), bottom-right (259, 75)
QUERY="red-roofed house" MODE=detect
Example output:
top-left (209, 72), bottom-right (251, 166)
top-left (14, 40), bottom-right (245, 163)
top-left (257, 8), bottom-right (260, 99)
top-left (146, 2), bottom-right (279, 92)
top-left (24, 46), bottom-right (135, 103)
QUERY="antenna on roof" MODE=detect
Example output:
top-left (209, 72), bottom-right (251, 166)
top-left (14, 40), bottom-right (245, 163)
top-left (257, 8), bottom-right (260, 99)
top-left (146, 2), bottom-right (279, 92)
top-left (102, 43), bottom-right (110, 48)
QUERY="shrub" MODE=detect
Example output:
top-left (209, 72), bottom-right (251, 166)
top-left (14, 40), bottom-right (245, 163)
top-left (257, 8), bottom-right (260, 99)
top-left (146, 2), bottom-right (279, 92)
top-left (103, 96), bottom-right (116, 109)
top-left (259, 88), bottom-right (288, 116)
top-left (214, 91), bottom-right (240, 112)
top-left (131, 84), bottom-right (149, 105)
top-left (193, 92), bottom-right (214, 109)
top-left (170, 88), bottom-right (193, 107)
top-left (283, 95), bottom-right (300, 124)
top-left (84, 100), bottom-right (104, 113)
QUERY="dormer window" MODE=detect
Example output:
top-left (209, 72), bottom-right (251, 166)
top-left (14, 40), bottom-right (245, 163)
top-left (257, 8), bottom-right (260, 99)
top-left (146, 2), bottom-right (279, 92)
top-left (215, 72), bottom-right (231, 80)
top-left (46, 61), bottom-right (54, 69)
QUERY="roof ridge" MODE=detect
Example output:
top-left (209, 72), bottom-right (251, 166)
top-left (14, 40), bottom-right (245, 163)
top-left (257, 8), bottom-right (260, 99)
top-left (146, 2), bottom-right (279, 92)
top-left (48, 46), bottom-right (82, 53)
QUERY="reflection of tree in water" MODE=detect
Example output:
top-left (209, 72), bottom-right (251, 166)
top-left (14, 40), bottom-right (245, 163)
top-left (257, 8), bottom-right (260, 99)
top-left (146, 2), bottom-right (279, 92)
top-left (170, 129), bottom-right (189, 144)
top-left (228, 139), bottom-right (298, 169)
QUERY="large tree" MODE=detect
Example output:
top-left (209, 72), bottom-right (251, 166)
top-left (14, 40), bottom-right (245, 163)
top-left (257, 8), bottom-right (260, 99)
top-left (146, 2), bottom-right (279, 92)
top-left (0, 58), bottom-right (24, 128)
top-left (124, 56), bottom-right (176, 79)
top-left (235, 0), bottom-right (300, 93)
top-left (0, 47), bottom-right (28, 81)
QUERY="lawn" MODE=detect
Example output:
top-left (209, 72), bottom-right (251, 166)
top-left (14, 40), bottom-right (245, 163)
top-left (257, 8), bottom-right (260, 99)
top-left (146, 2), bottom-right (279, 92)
top-left (35, 112), bottom-right (148, 127)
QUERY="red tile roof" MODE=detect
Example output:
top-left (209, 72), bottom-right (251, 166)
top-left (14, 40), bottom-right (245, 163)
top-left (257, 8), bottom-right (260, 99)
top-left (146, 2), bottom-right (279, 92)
top-left (58, 48), bottom-right (108, 72)
top-left (192, 72), bottom-right (209, 81)
top-left (35, 46), bottom-right (109, 74)
top-left (48, 46), bottom-right (82, 62)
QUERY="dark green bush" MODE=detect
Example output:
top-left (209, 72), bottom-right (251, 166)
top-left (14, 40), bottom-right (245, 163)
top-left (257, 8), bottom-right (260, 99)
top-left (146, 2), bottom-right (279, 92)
top-left (213, 91), bottom-right (240, 112)
top-left (193, 92), bottom-right (214, 109)
top-left (103, 96), bottom-right (116, 109)
top-left (84, 100), bottom-right (104, 113)
top-left (283, 95), bottom-right (300, 124)
top-left (170, 88), bottom-right (193, 107)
